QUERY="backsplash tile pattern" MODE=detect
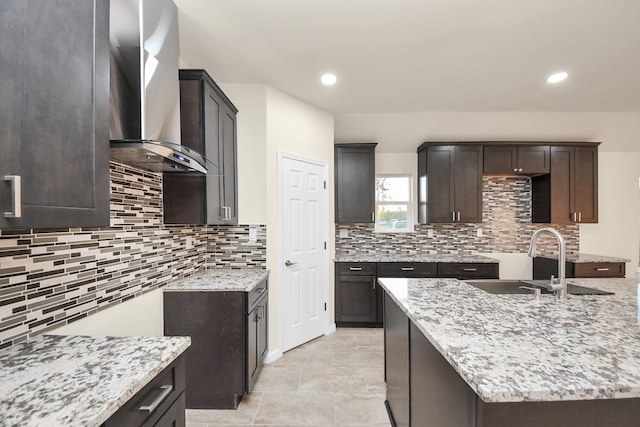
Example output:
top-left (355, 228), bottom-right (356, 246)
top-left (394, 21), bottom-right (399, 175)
top-left (206, 225), bottom-right (267, 268)
top-left (336, 177), bottom-right (579, 256)
top-left (0, 162), bottom-right (266, 349)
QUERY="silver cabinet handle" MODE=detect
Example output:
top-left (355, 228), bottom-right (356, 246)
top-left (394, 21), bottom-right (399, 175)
top-left (285, 260), bottom-right (296, 267)
top-left (222, 206), bottom-right (231, 221)
top-left (463, 268), bottom-right (478, 272)
top-left (457, 211), bottom-right (461, 222)
top-left (3, 175), bottom-right (21, 218)
top-left (138, 385), bottom-right (173, 412)
top-left (513, 168), bottom-right (518, 172)
top-left (595, 268), bottom-right (610, 271)
top-left (349, 267), bottom-right (363, 271)
top-left (372, 278), bottom-right (376, 290)
top-left (400, 267), bottom-right (414, 271)
top-left (452, 211), bottom-right (456, 221)
top-left (371, 211), bottom-right (375, 222)
top-left (578, 212), bottom-right (582, 222)
top-left (518, 168), bottom-right (523, 172)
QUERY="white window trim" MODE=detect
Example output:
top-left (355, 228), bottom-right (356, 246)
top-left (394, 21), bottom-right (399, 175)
top-left (375, 174), bottom-right (414, 233)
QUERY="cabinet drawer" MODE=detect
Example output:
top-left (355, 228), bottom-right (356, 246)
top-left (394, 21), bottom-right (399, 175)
top-left (574, 262), bottom-right (625, 278)
top-left (104, 355), bottom-right (186, 427)
top-left (438, 263), bottom-right (499, 279)
top-left (248, 278), bottom-right (268, 312)
top-left (377, 262), bottom-right (437, 278)
top-left (335, 262), bottom-right (377, 276)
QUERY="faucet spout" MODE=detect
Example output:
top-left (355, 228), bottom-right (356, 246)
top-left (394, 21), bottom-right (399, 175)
top-left (528, 227), bottom-right (567, 299)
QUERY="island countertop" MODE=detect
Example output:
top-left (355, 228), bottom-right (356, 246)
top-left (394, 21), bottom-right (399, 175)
top-left (0, 334), bottom-right (190, 427)
top-left (378, 276), bottom-right (640, 403)
top-left (163, 268), bottom-right (269, 292)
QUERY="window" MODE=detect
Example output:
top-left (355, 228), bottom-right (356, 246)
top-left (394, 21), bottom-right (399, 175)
top-left (375, 175), bottom-right (413, 232)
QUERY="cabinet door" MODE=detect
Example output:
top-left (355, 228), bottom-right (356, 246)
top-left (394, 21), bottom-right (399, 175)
top-left (384, 292), bottom-right (410, 427)
top-left (258, 298), bottom-right (268, 363)
top-left (518, 145), bottom-right (550, 174)
top-left (425, 145), bottom-right (455, 223)
top-left (454, 145), bottom-right (483, 223)
top-left (247, 305), bottom-right (258, 391)
top-left (550, 146), bottom-right (573, 223)
top-left (335, 276), bottom-right (377, 323)
top-left (220, 103), bottom-right (238, 224)
top-left (204, 81), bottom-right (224, 224)
top-left (572, 146), bottom-right (598, 223)
top-left (335, 144), bottom-right (376, 223)
top-left (483, 146), bottom-right (517, 174)
top-left (0, 0), bottom-right (109, 229)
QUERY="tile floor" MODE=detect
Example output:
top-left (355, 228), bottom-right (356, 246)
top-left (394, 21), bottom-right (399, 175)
top-left (186, 328), bottom-right (391, 427)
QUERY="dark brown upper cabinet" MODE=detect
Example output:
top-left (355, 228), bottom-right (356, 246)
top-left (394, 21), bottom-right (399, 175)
top-left (0, 0), bottom-right (110, 230)
top-left (335, 143), bottom-right (376, 223)
top-left (163, 69), bottom-right (238, 225)
top-left (417, 144), bottom-right (483, 223)
top-left (532, 144), bottom-right (599, 224)
top-left (483, 144), bottom-right (550, 175)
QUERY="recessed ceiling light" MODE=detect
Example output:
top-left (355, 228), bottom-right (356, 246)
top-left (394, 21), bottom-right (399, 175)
top-left (321, 73), bottom-right (337, 86)
top-left (547, 72), bottom-right (568, 84)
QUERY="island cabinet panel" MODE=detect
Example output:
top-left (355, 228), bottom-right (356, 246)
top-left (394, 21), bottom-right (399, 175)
top-left (335, 143), bottom-right (377, 223)
top-left (410, 322), bottom-right (476, 427)
top-left (0, 0), bottom-right (110, 230)
top-left (103, 355), bottom-right (186, 427)
top-left (483, 145), bottom-right (550, 175)
top-left (383, 292), bottom-right (410, 427)
top-left (417, 144), bottom-right (483, 223)
top-left (533, 257), bottom-right (625, 279)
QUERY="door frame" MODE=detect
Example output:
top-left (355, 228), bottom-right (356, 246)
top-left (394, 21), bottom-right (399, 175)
top-left (277, 150), bottom-right (331, 355)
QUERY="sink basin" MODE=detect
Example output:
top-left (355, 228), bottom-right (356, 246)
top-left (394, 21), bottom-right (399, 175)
top-left (463, 279), bottom-right (614, 296)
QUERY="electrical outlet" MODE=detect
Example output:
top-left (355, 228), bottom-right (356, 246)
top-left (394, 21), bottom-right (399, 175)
top-left (249, 227), bottom-right (257, 242)
top-left (427, 229), bottom-right (434, 238)
top-left (339, 229), bottom-right (349, 238)
top-left (186, 236), bottom-right (193, 249)
top-left (477, 228), bottom-right (483, 238)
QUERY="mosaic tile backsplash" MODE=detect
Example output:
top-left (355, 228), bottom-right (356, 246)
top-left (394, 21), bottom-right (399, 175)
top-left (336, 177), bottom-right (579, 256)
top-left (0, 162), bottom-right (266, 349)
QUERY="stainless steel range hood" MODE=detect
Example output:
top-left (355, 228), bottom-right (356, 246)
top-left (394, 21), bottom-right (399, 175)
top-left (109, 0), bottom-right (207, 174)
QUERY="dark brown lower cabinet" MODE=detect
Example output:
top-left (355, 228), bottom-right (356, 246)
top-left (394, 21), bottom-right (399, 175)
top-left (533, 257), bottom-right (626, 279)
top-left (163, 279), bottom-right (268, 409)
top-left (383, 290), bottom-right (640, 427)
top-left (103, 355), bottom-right (186, 427)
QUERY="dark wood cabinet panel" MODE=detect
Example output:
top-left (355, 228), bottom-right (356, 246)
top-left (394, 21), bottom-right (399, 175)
top-left (377, 262), bottom-right (438, 277)
top-left (1, 0), bottom-right (110, 229)
top-left (417, 144), bottom-right (482, 223)
top-left (335, 275), bottom-right (378, 324)
top-left (483, 145), bottom-right (550, 175)
top-left (533, 257), bottom-right (625, 279)
top-left (532, 145), bottom-right (598, 224)
top-left (384, 292), bottom-right (410, 427)
top-left (438, 263), bottom-right (499, 279)
top-left (335, 143), bottom-right (376, 223)
top-left (164, 69), bottom-right (238, 225)
top-left (335, 262), bottom-right (377, 276)
top-left (163, 279), bottom-right (268, 409)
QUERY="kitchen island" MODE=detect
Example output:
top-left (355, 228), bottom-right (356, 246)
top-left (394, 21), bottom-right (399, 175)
top-left (379, 276), bottom-right (640, 427)
top-left (0, 334), bottom-right (190, 426)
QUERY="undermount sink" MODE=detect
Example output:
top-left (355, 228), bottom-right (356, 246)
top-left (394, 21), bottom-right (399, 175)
top-left (463, 279), bottom-right (614, 296)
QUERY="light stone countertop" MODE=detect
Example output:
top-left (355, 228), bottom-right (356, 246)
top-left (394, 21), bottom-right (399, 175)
top-left (378, 276), bottom-right (640, 403)
top-left (334, 253), bottom-right (500, 263)
top-left (537, 252), bottom-right (631, 263)
top-left (163, 268), bottom-right (270, 292)
top-left (0, 334), bottom-right (190, 427)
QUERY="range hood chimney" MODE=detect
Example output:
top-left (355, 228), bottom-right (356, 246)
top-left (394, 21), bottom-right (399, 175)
top-left (109, 0), bottom-right (207, 174)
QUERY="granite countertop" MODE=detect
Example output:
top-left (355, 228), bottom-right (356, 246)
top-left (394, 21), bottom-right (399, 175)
top-left (0, 334), bottom-right (190, 427)
top-left (537, 252), bottom-right (631, 263)
top-left (334, 253), bottom-right (500, 263)
top-left (378, 276), bottom-right (640, 403)
top-left (163, 268), bottom-right (270, 292)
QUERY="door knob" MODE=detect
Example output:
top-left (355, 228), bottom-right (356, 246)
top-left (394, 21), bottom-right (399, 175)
top-left (285, 260), bottom-right (296, 267)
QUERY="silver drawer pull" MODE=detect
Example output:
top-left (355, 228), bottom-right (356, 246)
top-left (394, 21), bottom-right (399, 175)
top-left (400, 267), bottom-right (415, 271)
top-left (462, 268), bottom-right (478, 272)
top-left (594, 268), bottom-right (610, 271)
top-left (138, 385), bottom-right (173, 412)
top-left (349, 267), bottom-right (363, 271)
top-left (3, 175), bottom-right (21, 218)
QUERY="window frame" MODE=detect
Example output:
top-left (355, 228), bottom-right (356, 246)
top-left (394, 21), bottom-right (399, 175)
top-left (374, 174), bottom-right (414, 233)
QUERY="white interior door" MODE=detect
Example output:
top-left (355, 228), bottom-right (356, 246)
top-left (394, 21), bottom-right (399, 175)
top-left (280, 153), bottom-right (328, 352)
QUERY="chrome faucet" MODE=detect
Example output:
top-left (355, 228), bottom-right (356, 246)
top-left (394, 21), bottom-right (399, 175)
top-left (528, 227), bottom-right (567, 299)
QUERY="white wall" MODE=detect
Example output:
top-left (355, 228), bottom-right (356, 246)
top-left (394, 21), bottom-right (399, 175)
top-left (52, 289), bottom-right (164, 336)
top-left (339, 111), bottom-right (640, 277)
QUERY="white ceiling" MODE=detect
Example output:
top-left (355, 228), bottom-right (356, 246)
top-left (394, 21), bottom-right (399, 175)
top-left (174, 0), bottom-right (640, 114)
